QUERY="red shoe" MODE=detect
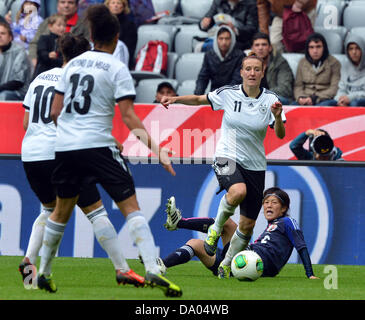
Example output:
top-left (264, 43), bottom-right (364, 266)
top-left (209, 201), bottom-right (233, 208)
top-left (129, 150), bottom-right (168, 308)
top-left (116, 269), bottom-right (145, 288)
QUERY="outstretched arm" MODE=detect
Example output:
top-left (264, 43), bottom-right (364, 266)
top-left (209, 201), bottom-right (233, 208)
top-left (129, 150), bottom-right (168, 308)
top-left (118, 98), bottom-right (175, 176)
top-left (298, 247), bottom-right (319, 279)
top-left (160, 94), bottom-right (209, 109)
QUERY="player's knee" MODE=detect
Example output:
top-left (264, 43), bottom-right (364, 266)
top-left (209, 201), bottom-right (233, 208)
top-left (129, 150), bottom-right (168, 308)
top-left (223, 218), bottom-right (236, 235)
top-left (227, 185), bottom-right (246, 206)
top-left (238, 219), bottom-right (255, 236)
top-left (186, 239), bottom-right (202, 255)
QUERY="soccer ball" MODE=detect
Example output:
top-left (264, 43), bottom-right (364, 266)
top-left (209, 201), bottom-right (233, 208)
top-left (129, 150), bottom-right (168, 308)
top-left (231, 250), bottom-right (264, 281)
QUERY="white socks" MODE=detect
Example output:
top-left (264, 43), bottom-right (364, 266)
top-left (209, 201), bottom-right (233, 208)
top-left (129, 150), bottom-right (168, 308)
top-left (25, 207), bottom-right (54, 265)
top-left (38, 207), bottom-right (159, 275)
top-left (212, 195), bottom-right (236, 234)
top-left (222, 228), bottom-right (251, 267)
top-left (86, 206), bottom-right (130, 273)
top-left (39, 218), bottom-right (65, 276)
top-left (127, 212), bottom-right (160, 274)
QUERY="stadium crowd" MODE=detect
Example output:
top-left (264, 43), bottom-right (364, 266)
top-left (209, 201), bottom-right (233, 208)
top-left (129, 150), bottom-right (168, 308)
top-left (0, 0), bottom-right (364, 109)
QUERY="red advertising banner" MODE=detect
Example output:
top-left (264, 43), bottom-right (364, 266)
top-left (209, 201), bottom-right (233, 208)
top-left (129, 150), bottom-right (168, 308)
top-left (1, 102), bottom-right (365, 161)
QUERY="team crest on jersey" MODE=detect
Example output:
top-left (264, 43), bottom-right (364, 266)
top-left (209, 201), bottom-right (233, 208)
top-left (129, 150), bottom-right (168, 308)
top-left (266, 224), bottom-right (278, 232)
top-left (259, 104), bottom-right (267, 114)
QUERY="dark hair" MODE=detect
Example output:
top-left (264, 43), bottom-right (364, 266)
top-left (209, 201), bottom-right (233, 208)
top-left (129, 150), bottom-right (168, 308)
top-left (58, 33), bottom-right (90, 63)
top-left (157, 82), bottom-right (175, 93)
top-left (86, 4), bottom-right (119, 45)
top-left (48, 13), bottom-right (67, 25)
top-left (305, 32), bottom-right (329, 65)
top-left (263, 187), bottom-right (290, 215)
top-left (217, 26), bottom-right (231, 37)
top-left (251, 32), bottom-right (271, 46)
top-left (0, 20), bottom-right (13, 39)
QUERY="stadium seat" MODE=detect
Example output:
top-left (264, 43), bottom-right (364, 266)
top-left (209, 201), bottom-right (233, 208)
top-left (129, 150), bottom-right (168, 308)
top-left (315, 0), bottom-right (346, 28)
top-left (343, 3), bottom-right (365, 29)
top-left (348, 27), bottom-right (365, 43)
top-left (151, 0), bottom-right (178, 15)
top-left (174, 25), bottom-right (209, 56)
top-left (314, 27), bottom-right (345, 53)
top-left (135, 78), bottom-right (178, 103)
top-left (166, 52), bottom-right (178, 79)
top-left (314, 26), bottom-right (347, 40)
top-left (135, 26), bottom-right (173, 58)
top-left (177, 80), bottom-right (196, 96)
top-left (180, 0), bottom-right (213, 20)
top-left (332, 54), bottom-right (349, 70)
top-left (281, 53), bottom-right (304, 78)
top-left (175, 53), bottom-right (205, 84)
top-left (177, 79), bottom-right (211, 96)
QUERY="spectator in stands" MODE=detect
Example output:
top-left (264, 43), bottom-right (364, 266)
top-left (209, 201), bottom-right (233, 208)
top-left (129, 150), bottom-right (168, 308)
top-left (250, 32), bottom-right (293, 104)
top-left (0, 20), bottom-right (31, 100)
top-left (257, 0), bottom-right (317, 53)
top-left (5, 0), bottom-right (43, 50)
top-left (334, 34), bottom-right (365, 107)
top-left (154, 82), bottom-right (177, 103)
top-left (105, 0), bottom-right (137, 68)
top-left (290, 128), bottom-right (343, 161)
top-left (199, 0), bottom-right (258, 51)
top-left (28, 0), bottom-right (89, 67)
top-left (293, 33), bottom-right (340, 106)
top-left (32, 13), bottom-right (65, 78)
top-left (194, 26), bottom-right (245, 95)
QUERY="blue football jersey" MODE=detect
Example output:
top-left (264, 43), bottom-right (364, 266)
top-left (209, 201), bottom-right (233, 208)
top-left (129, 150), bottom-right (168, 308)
top-left (249, 216), bottom-right (308, 277)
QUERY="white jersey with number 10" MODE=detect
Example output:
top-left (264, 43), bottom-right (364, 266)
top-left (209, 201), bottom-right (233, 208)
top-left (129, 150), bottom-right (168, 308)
top-left (21, 67), bottom-right (63, 162)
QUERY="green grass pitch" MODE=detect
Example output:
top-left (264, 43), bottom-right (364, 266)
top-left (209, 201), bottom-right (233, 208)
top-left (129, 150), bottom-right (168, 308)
top-left (1, 256), bottom-right (365, 300)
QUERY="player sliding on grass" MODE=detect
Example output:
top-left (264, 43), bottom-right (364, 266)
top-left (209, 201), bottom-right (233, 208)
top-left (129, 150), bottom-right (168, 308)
top-left (19, 33), bottom-right (145, 291)
top-left (35, 4), bottom-right (182, 297)
top-left (160, 188), bottom-right (319, 280)
top-left (161, 53), bottom-right (286, 279)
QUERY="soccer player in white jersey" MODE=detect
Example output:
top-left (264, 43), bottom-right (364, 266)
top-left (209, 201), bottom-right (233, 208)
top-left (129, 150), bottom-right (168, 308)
top-left (20, 33), bottom-right (146, 291)
top-left (161, 53), bottom-right (286, 279)
top-left (37, 4), bottom-right (182, 297)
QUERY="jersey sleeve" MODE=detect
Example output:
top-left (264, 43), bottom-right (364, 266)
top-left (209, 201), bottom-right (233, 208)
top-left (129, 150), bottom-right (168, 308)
top-left (113, 65), bottom-right (136, 102)
top-left (283, 217), bottom-right (307, 251)
top-left (207, 89), bottom-right (224, 111)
